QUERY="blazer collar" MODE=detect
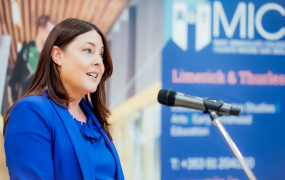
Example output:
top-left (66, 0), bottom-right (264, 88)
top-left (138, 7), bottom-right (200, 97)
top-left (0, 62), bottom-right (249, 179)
top-left (49, 99), bottom-right (95, 180)
top-left (49, 98), bottom-right (124, 180)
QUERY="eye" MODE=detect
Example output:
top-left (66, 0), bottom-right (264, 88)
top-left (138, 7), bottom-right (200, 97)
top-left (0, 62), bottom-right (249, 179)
top-left (99, 53), bottom-right (104, 58)
top-left (83, 48), bottom-right (92, 53)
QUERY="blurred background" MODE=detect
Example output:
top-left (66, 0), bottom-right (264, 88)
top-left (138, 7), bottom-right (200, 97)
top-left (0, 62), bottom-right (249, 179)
top-left (0, 0), bottom-right (285, 179)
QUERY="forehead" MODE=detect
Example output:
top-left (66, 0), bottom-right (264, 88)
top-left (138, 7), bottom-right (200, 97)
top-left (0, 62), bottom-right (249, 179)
top-left (73, 30), bottom-right (104, 47)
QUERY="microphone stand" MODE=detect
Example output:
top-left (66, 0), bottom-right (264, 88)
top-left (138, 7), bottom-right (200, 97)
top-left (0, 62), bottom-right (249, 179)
top-left (209, 111), bottom-right (257, 180)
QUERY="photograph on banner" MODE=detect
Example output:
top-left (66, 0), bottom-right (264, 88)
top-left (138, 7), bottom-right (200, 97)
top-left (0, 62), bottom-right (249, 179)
top-left (162, 0), bottom-right (285, 180)
top-left (0, 0), bottom-right (126, 116)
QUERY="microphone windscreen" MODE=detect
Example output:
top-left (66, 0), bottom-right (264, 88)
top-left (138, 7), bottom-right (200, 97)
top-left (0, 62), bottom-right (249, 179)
top-left (158, 89), bottom-right (168, 105)
top-left (157, 89), bottom-right (176, 106)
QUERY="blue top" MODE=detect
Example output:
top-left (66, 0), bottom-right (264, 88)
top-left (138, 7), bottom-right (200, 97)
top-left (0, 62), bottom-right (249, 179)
top-left (73, 111), bottom-right (116, 180)
top-left (4, 95), bottom-right (125, 180)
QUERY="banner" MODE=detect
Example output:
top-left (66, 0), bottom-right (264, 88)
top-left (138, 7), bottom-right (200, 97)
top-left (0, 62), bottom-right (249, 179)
top-left (0, 35), bottom-right (11, 112)
top-left (161, 0), bottom-right (285, 179)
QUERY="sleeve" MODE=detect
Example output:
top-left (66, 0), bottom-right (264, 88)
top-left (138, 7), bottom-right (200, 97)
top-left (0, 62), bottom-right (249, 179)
top-left (4, 99), bottom-right (54, 180)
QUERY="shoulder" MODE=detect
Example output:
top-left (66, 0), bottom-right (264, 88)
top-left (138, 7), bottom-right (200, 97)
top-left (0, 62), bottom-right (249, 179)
top-left (9, 95), bottom-right (55, 127)
top-left (6, 95), bottom-right (55, 139)
top-left (13, 95), bottom-right (52, 112)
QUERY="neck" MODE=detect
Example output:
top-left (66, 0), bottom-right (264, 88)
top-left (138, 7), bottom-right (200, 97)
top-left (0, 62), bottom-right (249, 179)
top-left (66, 89), bottom-right (88, 123)
top-left (63, 82), bottom-right (87, 118)
top-left (35, 36), bottom-right (43, 52)
top-left (67, 98), bottom-right (82, 116)
top-left (66, 89), bottom-right (86, 115)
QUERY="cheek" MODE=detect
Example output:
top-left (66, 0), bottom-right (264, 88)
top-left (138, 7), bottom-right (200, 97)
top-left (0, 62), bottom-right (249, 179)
top-left (61, 54), bottom-right (89, 83)
top-left (98, 64), bottom-right (105, 82)
top-left (70, 52), bottom-right (90, 69)
top-left (101, 65), bottom-right (105, 75)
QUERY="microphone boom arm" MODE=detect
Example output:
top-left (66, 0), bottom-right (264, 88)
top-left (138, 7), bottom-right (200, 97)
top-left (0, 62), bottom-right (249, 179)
top-left (209, 111), bottom-right (257, 180)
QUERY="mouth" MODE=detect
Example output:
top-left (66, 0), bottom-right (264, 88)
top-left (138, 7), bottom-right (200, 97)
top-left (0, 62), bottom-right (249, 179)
top-left (86, 72), bottom-right (98, 79)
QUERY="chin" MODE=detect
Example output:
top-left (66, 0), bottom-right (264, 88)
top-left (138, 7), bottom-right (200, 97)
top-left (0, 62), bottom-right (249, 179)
top-left (86, 86), bottom-right (98, 94)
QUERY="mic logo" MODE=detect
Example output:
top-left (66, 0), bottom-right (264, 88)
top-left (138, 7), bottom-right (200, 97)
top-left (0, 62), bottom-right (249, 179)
top-left (172, 1), bottom-right (285, 52)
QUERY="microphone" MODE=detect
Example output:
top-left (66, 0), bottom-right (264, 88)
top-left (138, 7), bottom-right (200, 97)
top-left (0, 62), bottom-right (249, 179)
top-left (157, 89), bottom-right (240, 116)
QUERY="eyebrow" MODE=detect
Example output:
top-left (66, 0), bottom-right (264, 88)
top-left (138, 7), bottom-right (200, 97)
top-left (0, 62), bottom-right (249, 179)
top-left (84, 42), bottom-right (95, 46)
top-left (83, 42), bottom-right (104, 49)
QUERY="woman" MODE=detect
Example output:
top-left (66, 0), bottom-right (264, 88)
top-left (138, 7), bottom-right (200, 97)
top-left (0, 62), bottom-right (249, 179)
top-left (3, 18), bottom-right (124, 180)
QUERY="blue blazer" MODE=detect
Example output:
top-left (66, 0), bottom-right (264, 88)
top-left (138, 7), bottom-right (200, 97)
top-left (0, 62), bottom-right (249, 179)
top-left (4, 95), bottom-right (124, 180)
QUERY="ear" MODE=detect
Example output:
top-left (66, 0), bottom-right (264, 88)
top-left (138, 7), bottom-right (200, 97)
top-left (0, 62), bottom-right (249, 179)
top-left (51, 46), bottom-right (63, 67)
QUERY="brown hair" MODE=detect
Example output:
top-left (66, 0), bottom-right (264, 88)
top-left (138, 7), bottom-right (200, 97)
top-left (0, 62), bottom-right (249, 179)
top-left (37, 15), bottom-right (52, 30)
top-left (3, 18), bottom-right (113, 140)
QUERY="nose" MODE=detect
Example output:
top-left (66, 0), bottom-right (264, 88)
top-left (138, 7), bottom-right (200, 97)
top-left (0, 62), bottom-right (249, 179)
top-left (92, 53), bottom-right (104, 66)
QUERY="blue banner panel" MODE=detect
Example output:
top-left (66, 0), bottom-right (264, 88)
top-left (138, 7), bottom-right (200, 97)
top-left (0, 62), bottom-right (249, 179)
top-left (161, 0), bottom-right (285, 180)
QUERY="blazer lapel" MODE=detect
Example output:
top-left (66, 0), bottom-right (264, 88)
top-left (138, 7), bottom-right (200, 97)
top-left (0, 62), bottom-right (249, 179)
top-left (80, 99), bottom-right (125, 180)
top-left (49, 99), bottom-right (95, 180)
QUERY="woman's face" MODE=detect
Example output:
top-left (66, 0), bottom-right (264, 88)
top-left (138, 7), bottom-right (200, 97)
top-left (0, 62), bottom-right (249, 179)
top-left (55, 30), bottom-right (105, 98)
